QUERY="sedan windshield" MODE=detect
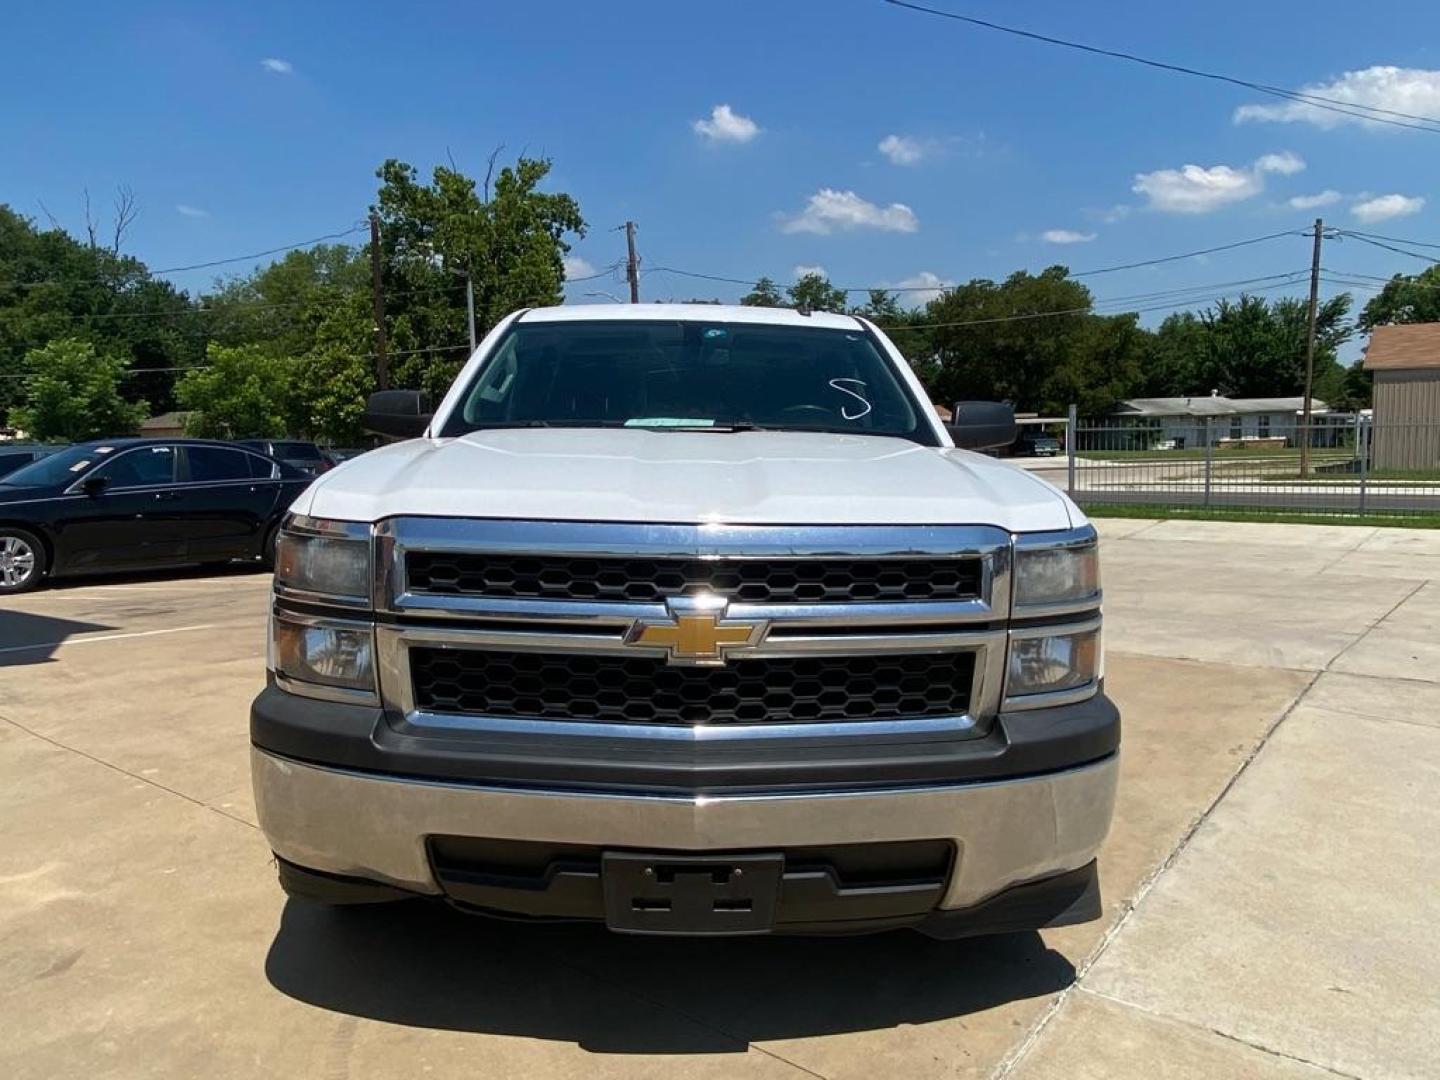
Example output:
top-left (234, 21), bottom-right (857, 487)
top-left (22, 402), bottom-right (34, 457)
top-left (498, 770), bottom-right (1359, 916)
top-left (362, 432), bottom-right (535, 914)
top-left (441, 320), bottom-right (934, 443)
top-left (0, 444), bottom-right (111, 487)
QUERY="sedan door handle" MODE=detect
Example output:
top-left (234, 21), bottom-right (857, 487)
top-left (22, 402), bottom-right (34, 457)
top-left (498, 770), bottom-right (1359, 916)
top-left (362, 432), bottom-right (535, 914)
top-left (153, 491), bottom-right (181, 501)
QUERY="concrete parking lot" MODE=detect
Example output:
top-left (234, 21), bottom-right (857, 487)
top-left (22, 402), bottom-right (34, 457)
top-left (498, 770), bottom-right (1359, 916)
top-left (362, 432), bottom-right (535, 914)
top-left (2, 519), bottom-right (1438, 1079)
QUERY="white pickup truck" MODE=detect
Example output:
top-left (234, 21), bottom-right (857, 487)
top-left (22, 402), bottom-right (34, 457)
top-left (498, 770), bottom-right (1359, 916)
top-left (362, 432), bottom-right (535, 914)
top-left (251, 304), bottom-right (1117, 938)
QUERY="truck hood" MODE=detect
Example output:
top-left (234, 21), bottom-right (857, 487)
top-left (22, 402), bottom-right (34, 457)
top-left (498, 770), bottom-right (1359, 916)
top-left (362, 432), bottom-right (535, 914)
top-left (296, 429), bottom-right (1076, 532)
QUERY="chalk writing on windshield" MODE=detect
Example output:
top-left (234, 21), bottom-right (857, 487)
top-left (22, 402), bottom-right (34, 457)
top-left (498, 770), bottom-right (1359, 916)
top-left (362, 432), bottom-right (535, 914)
top-left (828, 378), bottom-right (873, 421)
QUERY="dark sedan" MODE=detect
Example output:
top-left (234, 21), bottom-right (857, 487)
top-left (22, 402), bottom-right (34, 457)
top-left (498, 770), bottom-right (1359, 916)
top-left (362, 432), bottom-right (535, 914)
top-left (0, 444), bottom-right (64, 479)
top-left (0, 439), bottom-right (312, 594)
top-left (238, 439), bottom-right (332, 477)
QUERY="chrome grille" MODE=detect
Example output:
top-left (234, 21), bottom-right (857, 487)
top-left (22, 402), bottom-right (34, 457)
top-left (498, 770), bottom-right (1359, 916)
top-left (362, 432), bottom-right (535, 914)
top-left (404, 552), bottom-right (983, 604)
top-left (409, 648), bottom-right (976, 727)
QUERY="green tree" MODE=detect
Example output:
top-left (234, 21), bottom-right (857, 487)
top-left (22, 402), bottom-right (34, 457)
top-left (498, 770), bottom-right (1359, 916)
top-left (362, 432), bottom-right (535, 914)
top-left (287, 293), bottom-right (376, 444)
top-left (11, 337), bottom-right (146, 440)
top-left (0, 205), bottom-right (204, 425)
top-left (739, 276), bottom-right (784, 307)
top-left (920, 267), bottom-right (1102, 413)
top-left (203, 243), bottom-right (368, 359)
top-left (176, 343), bottom-right (293, 438)
top-left (373, 155), bottom-right (585, 398)
top-left (852, 289), bottom-right (906, 324)
top-left (1357, 266), bottom-right (1440, 330)
top-left (786, 273), bottom-right (849, 313)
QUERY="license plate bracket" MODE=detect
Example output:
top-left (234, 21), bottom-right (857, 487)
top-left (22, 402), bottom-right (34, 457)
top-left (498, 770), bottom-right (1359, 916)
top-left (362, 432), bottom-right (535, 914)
top-left (601, 851), bottom-right (783, 935)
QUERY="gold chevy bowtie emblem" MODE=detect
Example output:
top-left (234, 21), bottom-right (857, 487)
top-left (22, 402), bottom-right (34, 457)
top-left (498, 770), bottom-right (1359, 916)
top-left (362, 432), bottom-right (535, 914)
top-left (627, 606), bottom-right (765, 666)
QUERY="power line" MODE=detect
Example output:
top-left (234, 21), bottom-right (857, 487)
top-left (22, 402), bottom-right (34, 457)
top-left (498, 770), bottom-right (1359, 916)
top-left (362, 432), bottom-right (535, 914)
top-left (878, 273), bottom-right (1312, 331)
top-left (1338, 229), bottom-right (1440, 251)
top-left (1336, 232), bottom-right (1440, 265)
top-left (1323, 272), bottom-right (1440, 293)
top-left (881, 1), bottom-right (1440, 134)
top-left (4, 225), bottom-right (368, 292)
top-left (0, 280), bottom-right (469, 325)
top-left (0, 342), bottom-right (470, 381)
top-left (1070, 232), bottom-right (1303, 277)
top-left (563, 260), bottom-right (626, 283)
top-left (646, 231), bottom-right (1303, 298)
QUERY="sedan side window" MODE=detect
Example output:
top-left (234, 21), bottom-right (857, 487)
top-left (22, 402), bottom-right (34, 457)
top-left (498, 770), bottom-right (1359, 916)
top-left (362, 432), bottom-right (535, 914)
top-left (93, 445), bottom-right (176, 489)
top-left (185, 447), bottom-right (252, 483)
top-left (245, 453), bottom-right (281, 480)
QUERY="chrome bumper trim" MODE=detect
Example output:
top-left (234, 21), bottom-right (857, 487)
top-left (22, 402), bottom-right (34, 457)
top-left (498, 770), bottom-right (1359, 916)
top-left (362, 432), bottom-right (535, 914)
top-left (251, 747), bottom-right (1118, 910)
top-left (402, 708), bottom-right (979, 741)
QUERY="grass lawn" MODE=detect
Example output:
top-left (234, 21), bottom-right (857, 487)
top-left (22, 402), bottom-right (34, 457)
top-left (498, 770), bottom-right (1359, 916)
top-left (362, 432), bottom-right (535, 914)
top-left (1366, 469), bottom-right (1440, 482)
top-left (1082, 502), bottom-right (1440, 529)
top-left (1079, 447), bottom-right (1351, 462)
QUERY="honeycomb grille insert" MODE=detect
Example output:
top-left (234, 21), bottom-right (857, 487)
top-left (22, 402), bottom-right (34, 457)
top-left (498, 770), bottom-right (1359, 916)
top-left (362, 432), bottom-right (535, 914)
top-left (409, 648), bottom-right (976, 726)
top-left (404, 553), bottom-right (983, 604)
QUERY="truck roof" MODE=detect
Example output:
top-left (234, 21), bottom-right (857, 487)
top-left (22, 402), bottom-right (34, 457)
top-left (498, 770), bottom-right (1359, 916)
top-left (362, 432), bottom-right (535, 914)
top-left (517, 303), bottom-right (865, 331)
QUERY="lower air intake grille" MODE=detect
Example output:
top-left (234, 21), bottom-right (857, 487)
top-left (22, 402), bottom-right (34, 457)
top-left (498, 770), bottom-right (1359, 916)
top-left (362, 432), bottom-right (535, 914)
top-left (409, 648), bottom-right (975, 726)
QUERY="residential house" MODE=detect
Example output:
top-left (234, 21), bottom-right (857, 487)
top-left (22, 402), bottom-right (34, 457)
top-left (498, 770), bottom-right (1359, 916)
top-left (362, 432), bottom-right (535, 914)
top-left (1362, 323), bottom-right (1440, 471)
top-left (1110, 394), bottom-right (1331, 449)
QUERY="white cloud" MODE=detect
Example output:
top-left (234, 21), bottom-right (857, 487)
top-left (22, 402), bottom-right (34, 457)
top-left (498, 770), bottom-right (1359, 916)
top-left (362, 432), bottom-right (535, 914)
top-left (692, 104), bottom-right (759, 144)
top-left (260, 58), bottom-right (294, 75)
top-left (792, 264), bottom-right (827, 279)
top-left (1132, 152), bottom-right (1305, 214)
top-left (779, 189), bottom-right (919, 235)
top-left (1254, 151), bottom-right (1306, 176)
top-left (1351, 193), bottom-right (1425, 223)
top-left (893, 271), bottom-right (952, 307)
top-left (1089, 204), bottom-right (1131, 225)
top-left (1041, 229), bottom-right (1097, 245)
top-left (562, 255), bottom-right (597, 280)
top-left (1288, 190), bottom-right (1343, 210)
top-left (878, 134), bottom-right (929, 166)
top-left (175, 204), bottom-right (209, 218)
top-left (1235, 65), bottom-right (1440, 129)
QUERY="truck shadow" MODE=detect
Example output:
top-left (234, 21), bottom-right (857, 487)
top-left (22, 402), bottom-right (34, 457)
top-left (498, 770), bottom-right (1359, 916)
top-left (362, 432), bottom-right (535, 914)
top-left (43, 561), bottom-right (269, 591)
top-left (0, 609), bottom-right (116, 668)
top-left (265, 898), bottom-right (1074, 1053)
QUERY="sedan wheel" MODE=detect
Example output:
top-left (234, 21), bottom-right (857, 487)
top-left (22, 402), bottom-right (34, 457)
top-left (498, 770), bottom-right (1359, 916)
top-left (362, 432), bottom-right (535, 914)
top-left (0, 530), bottom-right (44, 594)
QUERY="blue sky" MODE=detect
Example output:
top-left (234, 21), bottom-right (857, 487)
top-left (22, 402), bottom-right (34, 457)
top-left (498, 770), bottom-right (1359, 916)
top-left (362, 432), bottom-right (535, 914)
top-left (4, 0), bottom-right (1438, 342)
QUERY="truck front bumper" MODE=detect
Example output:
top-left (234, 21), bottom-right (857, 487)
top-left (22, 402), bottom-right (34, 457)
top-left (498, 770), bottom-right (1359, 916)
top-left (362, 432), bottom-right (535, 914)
top-left (251, 744), bottom-right (1117, 933)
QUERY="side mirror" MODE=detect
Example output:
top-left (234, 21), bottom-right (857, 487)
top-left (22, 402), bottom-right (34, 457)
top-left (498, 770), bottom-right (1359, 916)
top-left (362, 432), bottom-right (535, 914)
top-left (363, 390), bottom-right (433, 439)
top-left (946, 401), bottom-right (1018, 451)
top-left (80, 474), bottom-right (111, 497)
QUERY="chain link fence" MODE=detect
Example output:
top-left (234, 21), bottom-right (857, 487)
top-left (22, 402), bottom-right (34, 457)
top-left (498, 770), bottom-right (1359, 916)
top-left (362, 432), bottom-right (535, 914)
top-left (1055, 412), bottom-right (1440, 521)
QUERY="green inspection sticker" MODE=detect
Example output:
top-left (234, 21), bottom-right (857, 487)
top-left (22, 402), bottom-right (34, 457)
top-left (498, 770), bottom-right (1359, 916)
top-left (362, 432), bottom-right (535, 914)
top-left (624, 418), bottom-right (716, 427)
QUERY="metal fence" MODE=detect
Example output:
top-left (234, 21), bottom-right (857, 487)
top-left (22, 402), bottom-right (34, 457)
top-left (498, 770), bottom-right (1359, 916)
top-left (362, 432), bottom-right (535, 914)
top-left (1053, 412), bottom-right (1440, 521)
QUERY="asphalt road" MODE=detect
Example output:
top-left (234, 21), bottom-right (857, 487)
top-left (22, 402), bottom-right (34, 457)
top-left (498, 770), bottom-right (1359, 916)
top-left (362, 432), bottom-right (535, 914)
top-left (2, 522), bottom-right (1438, 1078)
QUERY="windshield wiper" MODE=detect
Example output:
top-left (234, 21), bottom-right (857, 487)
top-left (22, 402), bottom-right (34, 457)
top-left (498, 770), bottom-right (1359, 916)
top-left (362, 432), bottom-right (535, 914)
top-left (469, 420), bottom-right (627, 430)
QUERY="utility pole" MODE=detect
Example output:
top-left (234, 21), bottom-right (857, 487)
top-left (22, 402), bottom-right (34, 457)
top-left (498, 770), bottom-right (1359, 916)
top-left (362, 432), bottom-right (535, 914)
top-left (368, 211), bottom-right (390, 389)
top-left (464, 271), bottom-right (477, 353)
top-left (1299, 217), bottom-right (1324, 478)
top-left (624, 221), bottom-right (640, 303)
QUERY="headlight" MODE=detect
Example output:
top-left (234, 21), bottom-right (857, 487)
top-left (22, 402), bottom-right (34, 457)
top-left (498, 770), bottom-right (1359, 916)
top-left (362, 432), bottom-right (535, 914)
top-left (272, 613), bottom-right (376, 696)
top-left (275, 516), bottom-right (371, 602)
top-left (1006, 624), bottom-right (1100, 704)
top-left (1014, 538), bottom-right (1099, 610)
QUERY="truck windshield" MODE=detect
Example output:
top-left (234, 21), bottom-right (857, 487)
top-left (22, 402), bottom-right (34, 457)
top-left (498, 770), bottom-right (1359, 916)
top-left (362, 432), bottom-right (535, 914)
top-left (441, 319), bottom-right (935, 444)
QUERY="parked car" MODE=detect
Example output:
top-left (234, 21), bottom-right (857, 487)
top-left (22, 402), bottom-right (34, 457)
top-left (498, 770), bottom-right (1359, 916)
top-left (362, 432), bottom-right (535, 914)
top-left (0, 439), bottom-right (312, 594)
top-left (321, 446), bottom-right (369, 467)
top-left (1014, 434), bottom-right (1061, 457)
top-left (0, 443), bottom-right (65, 479)
top-left (252, 303), bottom-right (1118, 941)
top-left (238, 439), bottom-right (332, 477)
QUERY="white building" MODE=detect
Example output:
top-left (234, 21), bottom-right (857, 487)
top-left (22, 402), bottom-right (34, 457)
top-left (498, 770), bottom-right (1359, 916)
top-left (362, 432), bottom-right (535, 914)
top-left (1111, 395), bottom-right (1332, 449)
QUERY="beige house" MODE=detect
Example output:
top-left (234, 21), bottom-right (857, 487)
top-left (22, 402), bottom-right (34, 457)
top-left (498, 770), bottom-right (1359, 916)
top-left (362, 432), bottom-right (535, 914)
top-left (138, 411), bottom-right (193, 438)
top-left (1363, 324), bottom-right (1440, 471)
